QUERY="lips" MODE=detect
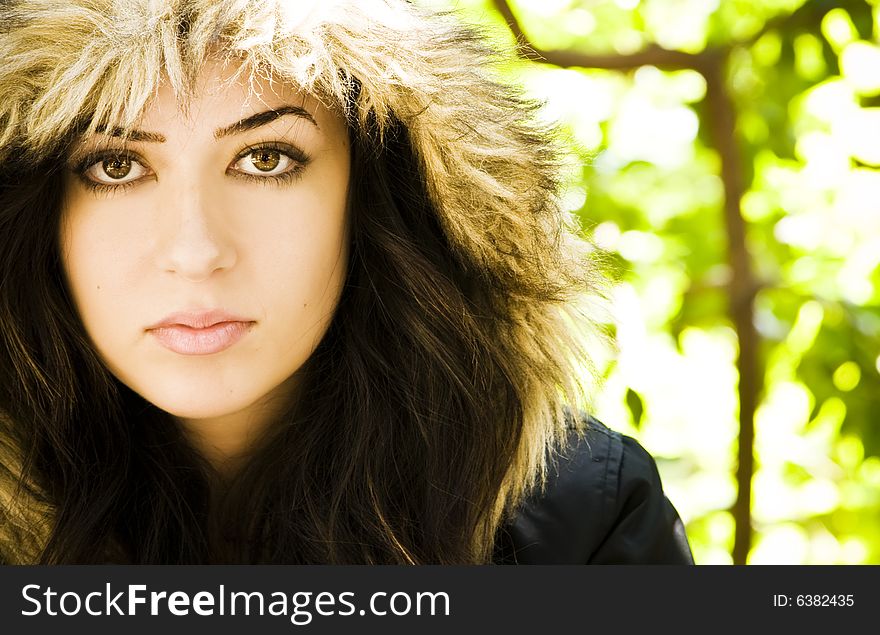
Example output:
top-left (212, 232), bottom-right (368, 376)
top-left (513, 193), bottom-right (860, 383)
top-left (146, 310), bottom-right (255, 355)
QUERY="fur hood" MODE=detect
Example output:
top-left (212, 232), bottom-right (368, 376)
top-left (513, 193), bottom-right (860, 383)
top-left (0, 0), bottom-right (598, 562)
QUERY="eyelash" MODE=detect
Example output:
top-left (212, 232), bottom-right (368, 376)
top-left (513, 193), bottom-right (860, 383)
top-left (70, 142), bottom-right (311, 196)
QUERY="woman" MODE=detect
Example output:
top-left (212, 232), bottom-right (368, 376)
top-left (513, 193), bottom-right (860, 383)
top-left (0, 0), bottom-right (693, 564)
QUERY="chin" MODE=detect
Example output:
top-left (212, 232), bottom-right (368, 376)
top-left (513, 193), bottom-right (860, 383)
top-left (133, 380), bottom-right (263, 422)
top-left (155, 400), bottom-right (249, 421)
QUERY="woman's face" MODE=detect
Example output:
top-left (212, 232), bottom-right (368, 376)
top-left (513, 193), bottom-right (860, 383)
top-left (60, 59), bottom-right (350, 432)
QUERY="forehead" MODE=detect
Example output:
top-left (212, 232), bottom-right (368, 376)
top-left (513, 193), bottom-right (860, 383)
top-left (66, 56), bottom-right (343, 155)
top-left (141, 57), bottom-right (320, 130)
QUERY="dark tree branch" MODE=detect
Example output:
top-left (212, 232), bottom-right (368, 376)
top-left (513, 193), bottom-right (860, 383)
top-left (491, 0), bottom-right (712, 72)
top-left (703, 58), bottom-right (759, 567)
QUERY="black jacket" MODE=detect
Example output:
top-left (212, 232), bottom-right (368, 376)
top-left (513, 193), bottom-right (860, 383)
top-left (494, 417), bottom-right (694, 564)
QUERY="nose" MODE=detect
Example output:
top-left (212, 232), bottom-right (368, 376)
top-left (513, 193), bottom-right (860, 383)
top-left (155, 178), bottom-right (237, 281)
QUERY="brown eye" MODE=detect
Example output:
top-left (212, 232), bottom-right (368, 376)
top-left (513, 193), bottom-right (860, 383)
top-left (232, 146), bottom-right (296, 177)
top-left (250, 149), bottom-right (281, 172)
top-left (81, 153), bottom-right (149, 187)
top-left (103, 156), bottom-right (132, 179)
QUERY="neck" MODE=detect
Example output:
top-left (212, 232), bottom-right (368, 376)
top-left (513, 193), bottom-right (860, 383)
top-left (176, 375), bottom-right (299, 476)
top-left (179, 410), bottom-right (260, 476)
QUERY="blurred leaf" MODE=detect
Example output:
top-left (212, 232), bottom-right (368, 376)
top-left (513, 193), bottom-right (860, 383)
top-left (625, 387), bottom-right (645, 429)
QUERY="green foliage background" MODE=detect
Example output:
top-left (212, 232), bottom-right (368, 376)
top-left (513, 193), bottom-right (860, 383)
top-left (431, 0), bottom-right (880, 564)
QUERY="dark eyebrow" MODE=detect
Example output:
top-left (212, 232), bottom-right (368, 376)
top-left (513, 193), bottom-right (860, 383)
top-left (92, 106), bottom-right (319, 143)
top-left (214, 106), bottom-right (319, 140)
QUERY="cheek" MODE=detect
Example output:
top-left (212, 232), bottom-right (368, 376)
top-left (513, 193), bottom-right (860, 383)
top-left (58, 202), bottom-right (151, 346)
top-left (229, 184), bottom-right (349, 368)
top-left (251, 193), bottom-right (350, 327)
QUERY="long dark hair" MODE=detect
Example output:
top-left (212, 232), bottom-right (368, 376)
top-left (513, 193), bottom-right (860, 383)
top-left (0, 114), bottom-right (560, 564)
